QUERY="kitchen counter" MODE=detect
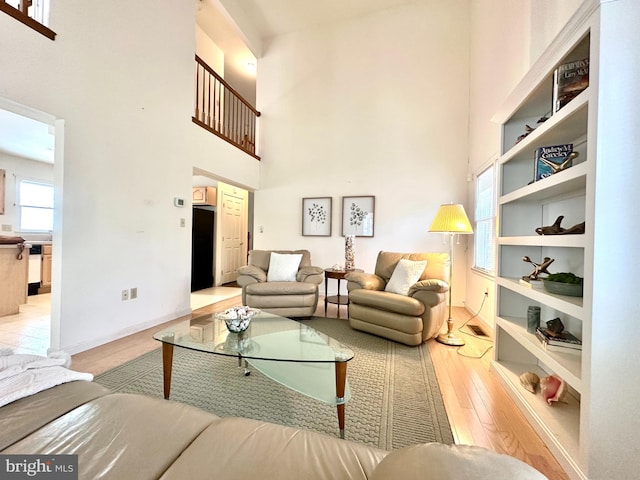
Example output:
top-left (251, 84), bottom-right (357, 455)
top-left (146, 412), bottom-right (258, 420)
top-left (0, 244), bottom-right (29, 317)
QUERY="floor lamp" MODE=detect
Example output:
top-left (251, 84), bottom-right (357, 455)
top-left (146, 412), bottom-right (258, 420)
top-left (429, 204), bottom-right (474, 346)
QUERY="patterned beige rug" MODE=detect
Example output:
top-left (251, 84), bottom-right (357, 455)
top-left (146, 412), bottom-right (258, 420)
top-left (95, 317), bottom-right (453, 450)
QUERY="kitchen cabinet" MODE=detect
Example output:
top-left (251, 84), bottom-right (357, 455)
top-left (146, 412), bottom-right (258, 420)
top-left (192, 187), bottom-right (217, 206)
top-left (39, 244), bottom-right (52, 293)
top-left (0, 244), bottom-right (28, 316)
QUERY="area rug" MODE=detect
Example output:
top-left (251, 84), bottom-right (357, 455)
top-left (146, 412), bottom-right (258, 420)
top-left (94, 317), bottom-right (453, 450)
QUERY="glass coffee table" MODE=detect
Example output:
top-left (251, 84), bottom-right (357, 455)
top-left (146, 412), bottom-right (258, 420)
top-left (153, 310), bottom-right (354, 438)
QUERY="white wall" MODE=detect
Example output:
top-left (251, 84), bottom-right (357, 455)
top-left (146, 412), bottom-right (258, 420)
top-left (255, 1), bottom-right (472, 302)
top-left (0, 153), bottom-right (54, 235)
top-left (196, 24), bottom-right (224, 73)
top-left (465, 0), bottom-right (582, 325)
top-left (0, 0), bottom-right (260, 353)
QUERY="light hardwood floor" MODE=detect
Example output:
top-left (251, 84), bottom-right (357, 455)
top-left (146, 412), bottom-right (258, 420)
top-left (6, 295), bottom-right (567, 479)
top-left (428, 310), bottom-right (569, 480)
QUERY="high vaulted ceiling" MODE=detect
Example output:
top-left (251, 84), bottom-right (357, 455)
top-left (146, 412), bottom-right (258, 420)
top-left (219, 0), bottom-right (420, 47)
top-left (2, 0), bottom-right (419, 166)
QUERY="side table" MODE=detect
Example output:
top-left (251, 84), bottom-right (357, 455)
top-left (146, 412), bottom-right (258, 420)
top-left (324, 268), bottom-right (363, 319)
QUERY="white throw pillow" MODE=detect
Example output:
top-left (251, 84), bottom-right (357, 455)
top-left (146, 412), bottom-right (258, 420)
top-left (384, 259), bottom-right (427, 295)
top-left (267, 252), bottom-right (303, 282)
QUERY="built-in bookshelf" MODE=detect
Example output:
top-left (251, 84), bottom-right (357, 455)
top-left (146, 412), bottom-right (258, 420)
top-left (491, 4), bottom-right (599, 479)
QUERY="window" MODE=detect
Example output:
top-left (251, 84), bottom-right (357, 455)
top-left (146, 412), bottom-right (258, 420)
top-left (18, 179), bottom-right (54, 232)
top-left (473, 165), bottom-right (496, 274)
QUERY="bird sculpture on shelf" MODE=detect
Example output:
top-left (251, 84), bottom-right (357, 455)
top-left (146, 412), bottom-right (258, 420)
top-left (535, 215), bottom-right (586, 235)
top-left (522, 256), bottom-right (554, 281)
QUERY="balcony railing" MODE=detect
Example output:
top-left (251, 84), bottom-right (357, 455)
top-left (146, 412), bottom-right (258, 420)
top-left (193, 55), bottom-right (260, 160)
top-left (0, 0), bottom-right (55, 39)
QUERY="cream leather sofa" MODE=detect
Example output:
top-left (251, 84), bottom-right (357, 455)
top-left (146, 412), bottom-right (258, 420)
top-left (346, 252), bottom-right (450, 346)
top-left (0, 381), bottom-right (547, 479)
top-left (237, 250), bottom-right (323, 317)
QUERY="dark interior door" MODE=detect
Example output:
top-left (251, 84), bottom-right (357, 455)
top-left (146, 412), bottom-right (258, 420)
top-left (191, 207), bottom-right (215, 292)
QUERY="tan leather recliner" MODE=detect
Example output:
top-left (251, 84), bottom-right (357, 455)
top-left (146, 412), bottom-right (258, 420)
top-left (237, 250), bottom-right (324, 318)
top-left (345, 251), bottom-right (450, 346)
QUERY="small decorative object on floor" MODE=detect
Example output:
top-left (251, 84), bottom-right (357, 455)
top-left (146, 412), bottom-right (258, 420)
top-left (522, 255), bottom-right (554, 281)
top-left (344, 234), bottom-right (355, 271)
top-left (540, 374), bottom-right (567, 405)
top-left (535, 215), bottom-right (585, 235)
top-left (216, 306), bottom-right (259, 333)
top-left (519, 372), bottom-right (540, 394)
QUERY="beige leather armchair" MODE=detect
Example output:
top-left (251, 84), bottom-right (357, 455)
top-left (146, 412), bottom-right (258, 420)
top-left (345, 252), bottom-right (450, 346)
top-left (237, 250), bottom-right (324, 318)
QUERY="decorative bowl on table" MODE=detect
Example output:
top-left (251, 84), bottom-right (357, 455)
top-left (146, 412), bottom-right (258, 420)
top-left (215, 306), bottom-right (259, 333)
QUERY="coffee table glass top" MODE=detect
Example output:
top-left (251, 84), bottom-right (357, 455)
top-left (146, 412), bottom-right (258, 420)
top-left (153, 311), bottom-right (353, 405)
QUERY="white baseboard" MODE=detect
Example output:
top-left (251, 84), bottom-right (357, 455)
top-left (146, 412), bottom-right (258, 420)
top-left (60, 307), bottom-right (193, 356)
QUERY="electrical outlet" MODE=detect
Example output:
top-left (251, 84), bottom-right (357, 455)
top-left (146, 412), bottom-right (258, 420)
top-left (121, 289), bottom-right (129, 301)
top-left (130, 287), bottom-right (137, 299)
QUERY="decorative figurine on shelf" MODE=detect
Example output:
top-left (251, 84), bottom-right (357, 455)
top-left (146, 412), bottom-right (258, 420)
top-left (535, 215), bottom-right (586, 235)
top-left (546, 317), bottom-right (565, 334)
top-left (540, 375), bottom-right (568, 405)
top-left (519, 372), bottom-right (540, 394)
top-left (515, 115), bottom-right (549, 144)
top-left (522, 256), bottom-right (555, 281)
top-left (515, 125), bottom-right (536, 144)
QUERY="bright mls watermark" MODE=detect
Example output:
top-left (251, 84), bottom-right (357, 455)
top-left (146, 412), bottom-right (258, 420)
top-left (0, 455), bottom-right (77, 479)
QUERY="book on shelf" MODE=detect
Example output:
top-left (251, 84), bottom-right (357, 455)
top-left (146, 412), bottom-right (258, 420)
top-left (542, 342), bottom-right (582, 356)
top-left (553, 57), bottom-right (589, 113)
top-left (534, 144), bottom-right (574, 181)
top-left (535, 327), bottom-right (582, 349)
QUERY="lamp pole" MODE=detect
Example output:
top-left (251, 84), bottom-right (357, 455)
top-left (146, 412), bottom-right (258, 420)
top-left (436, 232), bottom-right (465, 346)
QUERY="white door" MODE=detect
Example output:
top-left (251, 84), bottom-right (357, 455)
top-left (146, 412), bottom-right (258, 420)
top-left (218, 183), bottom-right (247, 284)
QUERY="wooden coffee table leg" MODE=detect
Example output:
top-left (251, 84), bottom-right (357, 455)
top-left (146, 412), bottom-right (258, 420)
top-left (162, 342), bottom-right (174, 399)
top-left (335, 361), bottom-right (347, 439)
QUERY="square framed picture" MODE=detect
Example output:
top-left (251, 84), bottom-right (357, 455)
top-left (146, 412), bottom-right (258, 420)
top-left (302, 197), bottom-right (332, 236)
top-left (342, 196), bottom-right (375, 237)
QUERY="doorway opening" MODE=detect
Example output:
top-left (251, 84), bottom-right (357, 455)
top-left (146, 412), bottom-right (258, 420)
top-left (190, 168), bottom-right (252, 310)
top-left (0, 99), bottom-right (59, 356)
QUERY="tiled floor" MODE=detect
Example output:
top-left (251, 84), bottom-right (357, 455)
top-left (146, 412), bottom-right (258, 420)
top-left (0, 294), bottom-right (51, 356)
top-left (190, 286), bottom-right (242, 310)
top-left (0, 286), bottom-right (242, 356)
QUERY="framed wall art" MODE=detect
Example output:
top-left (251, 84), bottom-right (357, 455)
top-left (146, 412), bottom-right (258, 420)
top-left (302, 197), bottom-right (332, 236)
top-left (342, 195), bottom-right (375, 237)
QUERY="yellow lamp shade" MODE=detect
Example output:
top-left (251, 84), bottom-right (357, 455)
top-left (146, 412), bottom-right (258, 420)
top-left (429, 204), bottom-right (473, 234)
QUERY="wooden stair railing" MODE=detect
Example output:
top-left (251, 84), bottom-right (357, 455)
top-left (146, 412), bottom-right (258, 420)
top-left (0, 0), bottom-right (56, 40)
top-left (193, 55), bottom-right (261, 160)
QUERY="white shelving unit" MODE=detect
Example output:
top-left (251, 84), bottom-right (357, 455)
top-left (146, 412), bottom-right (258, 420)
top-left (491, 4), bottom-right (600, 479)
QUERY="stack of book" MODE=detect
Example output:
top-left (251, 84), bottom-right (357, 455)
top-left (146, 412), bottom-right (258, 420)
top-left (535, 327), bottom-right (582, 355)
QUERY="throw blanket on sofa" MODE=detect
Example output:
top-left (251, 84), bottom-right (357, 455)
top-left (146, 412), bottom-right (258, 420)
top-left (0, 348), bottom-right (93, 408)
